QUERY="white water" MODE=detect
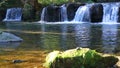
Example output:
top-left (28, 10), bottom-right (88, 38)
top-left (40, 7), bottom-right (46, 21)
top-left (39, 3), bottom-right (120, 23)
top-left (3, 8), bottom-right (22, 22)
top-left (73, 5), bottom-right (90, 22)
top-left (60, 4), bottom-right (68, 21)
top-left (102, 3), bottom-right (119, 22)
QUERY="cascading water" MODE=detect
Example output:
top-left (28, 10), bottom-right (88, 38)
top-left (73, 5), bottom-right (90, 22)
top-left (40, 7), bottom-right (46, 21)
top-left (102, 3), bottom-right (119, 22)
top-left (40, 3), bottom-right (120, 23)
top-left (60, 4), bottom-right (68, 21)
top-left (3, 8), bottom-right (22, 22)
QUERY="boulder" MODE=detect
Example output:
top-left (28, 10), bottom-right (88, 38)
top-left (0, 8), bottom-right (6, 21)
top-left (90, 3), bottom-right (103, 23)
top-left (66, 3), bottom-right (85, 21)
top-left (0, 32), bottom-right (22, 42)
top-left (44, 47), bottom-right (118, 68)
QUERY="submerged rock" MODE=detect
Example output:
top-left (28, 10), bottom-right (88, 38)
top-left (12, 60), bottom-right (25, 63)
top-left (0, 32), bottom-right (22, 42)
top-left (44, 48), bottom-right (118, 68)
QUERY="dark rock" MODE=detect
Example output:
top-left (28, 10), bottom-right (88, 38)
top-left (43, 5), bottom-right (61, 22)
top-left (66, 3), bottom-right (85, 21)
top-left (0, 8), bottom-right (6, 21)
top-left (90, 3), bottom-right (103, 23)
top-left (117, 7), bottom-right (120, 22)
top-left (12, 60), bottom-right (25, 63)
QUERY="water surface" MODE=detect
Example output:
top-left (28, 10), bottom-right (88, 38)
top-left (0, 22), bottom-right (120, 54)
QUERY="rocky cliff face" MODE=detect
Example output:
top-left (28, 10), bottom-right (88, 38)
top-left (90, 4), bottom-right (103, 22)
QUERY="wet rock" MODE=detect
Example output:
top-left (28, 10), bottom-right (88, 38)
top-left (0, 8), bottom-right (6, 21)
top-left (90, 3), bottom-right (103, 23)
top-left (117, 7), bottom-right (120, 22)
top-left (43, 5), bottom-right (61, 22)
top-left (12, 60), bottom-right (25, 63)
top-left (66, 3), bottom-right (85, 21)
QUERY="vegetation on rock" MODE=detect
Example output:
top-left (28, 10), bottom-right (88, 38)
top-left (22, 3), bottom-right (35, 21)
top-left (44, 47), bottom-right (118, 68)
top-left (37, 0), bottom-right (94, 5)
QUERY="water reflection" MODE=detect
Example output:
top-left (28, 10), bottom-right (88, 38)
top-left (40, 24), bottom-right (69, 50)
top-left (60, 24), bottom-right (67, 49)
top-left (0, 42), bottom-right (20, 50)
top-left (74, 23), bottom-right (91, 47)
top-left (102, 24), bottom-right (118, 53)
top-left (0, 22), bottom-right (120, 54)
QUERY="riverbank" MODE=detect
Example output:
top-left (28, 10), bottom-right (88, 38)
top-left (0, 50), bottom-right (47, 68)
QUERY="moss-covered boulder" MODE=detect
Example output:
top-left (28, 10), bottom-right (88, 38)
top-left (44, 47), bottom-right (118, 68)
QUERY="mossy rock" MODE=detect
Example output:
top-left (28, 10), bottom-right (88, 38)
top-left (44, 47), bottom-right (118, 68)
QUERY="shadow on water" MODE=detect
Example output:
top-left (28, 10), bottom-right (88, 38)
top-left (0, 22), bottom-right (120, 54)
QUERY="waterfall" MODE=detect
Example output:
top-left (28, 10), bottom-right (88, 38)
top-left (3, 8), bottom-right (22, 22)
top-left (60, 4), bottom-right (68, 21)
top-left (41, 7), bottom-right (46, 21)
top-left (102, 3), bottom-right (119, 22)
top-left (39, 3), bottom-right (120, 23)
top-left (73, 5), bottom-right (90, 22)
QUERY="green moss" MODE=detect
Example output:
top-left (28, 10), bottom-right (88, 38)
top-left (44, 48), bottom-right (118, 68)
top-left (44, 51), bottom-right (61, 68)
top-left (22, 3), bottom-right (35, 21)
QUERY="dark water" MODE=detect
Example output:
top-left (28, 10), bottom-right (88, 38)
top-left (0, 22), bottom-right (120, 54)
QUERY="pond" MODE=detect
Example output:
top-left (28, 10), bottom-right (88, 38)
top-left (0, 22), bottom-right (120, 67)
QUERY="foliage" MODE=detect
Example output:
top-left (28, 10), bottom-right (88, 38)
top-left (38, 0), bottom-right (69, 5)
top-left (75, 0), bottom-right (94, 3)
top-left (37, 0), bottom-right (95, 5)
top-left (22, 3), bottom-right (35, 21)
top-left (0, 0), bottom-right (22, 8)
top-left (44, 48), bottom-right (118, 68)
